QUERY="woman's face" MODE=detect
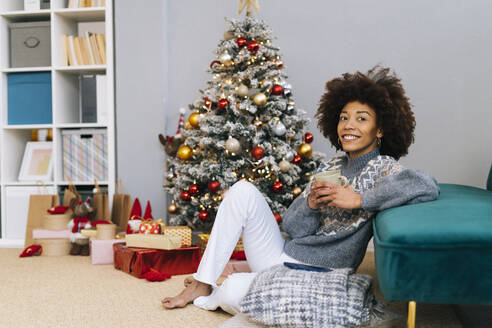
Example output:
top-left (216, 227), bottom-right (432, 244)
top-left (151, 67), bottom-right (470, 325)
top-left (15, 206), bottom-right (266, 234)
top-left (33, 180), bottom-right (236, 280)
top-left (337, 101), bottom-right (383, 158)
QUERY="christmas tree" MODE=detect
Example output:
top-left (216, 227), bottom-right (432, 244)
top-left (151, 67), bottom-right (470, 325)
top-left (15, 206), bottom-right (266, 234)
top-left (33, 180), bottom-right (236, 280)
top-left (164, 11), bottom-right (324, 231)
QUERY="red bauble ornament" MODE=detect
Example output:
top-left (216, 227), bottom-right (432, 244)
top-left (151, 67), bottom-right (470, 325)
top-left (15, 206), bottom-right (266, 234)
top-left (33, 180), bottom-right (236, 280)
top-left (217, 98), bottom-right (229, 110)
top-left (274, 213), bottom-right (282, 224)
top-left (204, 98), bottom-right (212, 108)
top-left (189, 184), bottom-right (200, 195)
top-left (247, 40), bottom-right (259, 53)
top-left (210, 60), bottom-right (221, 69)
top-left (252, 146), bottom-right (265, 160)
top-left (273, 181), bottom-right (285, 193)
top-left (236, 37), bottom-right (247, 47)
top-left (208, 180), bottom-right (221, 193)
top-left (292, 155), bottom-right (302, 166)
top-left (271, 84), bottom-right (284, 96)
top-left (304, 132), bottom-right (314, 144)
top-left (180, 190), bottom-right (191, 201)
top-left (199, 210), bottom-right (211, 222)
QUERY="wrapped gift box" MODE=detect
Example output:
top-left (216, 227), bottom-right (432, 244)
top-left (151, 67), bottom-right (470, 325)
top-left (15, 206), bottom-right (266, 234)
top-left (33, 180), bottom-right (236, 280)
top-left (90, 238), bottom-right (124, 265)
top-left (162, 225), bottom-right (192, 247)
top-left (220, 260), bottom-right (251, 278)
top-left (113, 243), bottom-right (200, 278)
top-left (126, 233), bottom-right (181, 250)
top-left (198, 233), bottom-right (244, 255)
top-left (32, 229), bottom-right (70, 239)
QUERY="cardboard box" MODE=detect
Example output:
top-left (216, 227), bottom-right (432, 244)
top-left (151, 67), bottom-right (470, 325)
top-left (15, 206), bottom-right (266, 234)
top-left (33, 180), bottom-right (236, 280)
top-left (126, 233), bottom-right (181, 250)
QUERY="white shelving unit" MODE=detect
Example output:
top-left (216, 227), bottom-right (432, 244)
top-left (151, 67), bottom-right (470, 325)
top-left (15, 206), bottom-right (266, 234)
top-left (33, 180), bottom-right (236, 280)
top-left (0, 0), bottom-right (115, 247)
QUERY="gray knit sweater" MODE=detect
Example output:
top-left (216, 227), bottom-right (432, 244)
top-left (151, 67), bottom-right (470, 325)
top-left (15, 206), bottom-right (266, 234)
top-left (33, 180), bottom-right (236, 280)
top-left (282, 148), bottom-right (439, 269)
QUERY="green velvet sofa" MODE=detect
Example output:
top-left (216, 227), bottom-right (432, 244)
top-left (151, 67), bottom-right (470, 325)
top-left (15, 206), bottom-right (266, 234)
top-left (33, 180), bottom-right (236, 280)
top-left (373, 165), bottom-right (492, 328)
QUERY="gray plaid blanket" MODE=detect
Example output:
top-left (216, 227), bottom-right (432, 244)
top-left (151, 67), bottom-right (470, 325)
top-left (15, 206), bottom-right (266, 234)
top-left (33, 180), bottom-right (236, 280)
top-left (240, 265), bottom-right (384, 328)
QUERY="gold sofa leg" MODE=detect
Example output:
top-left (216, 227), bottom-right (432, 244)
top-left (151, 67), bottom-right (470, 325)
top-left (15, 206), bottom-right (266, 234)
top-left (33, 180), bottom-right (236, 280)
top-left (407, 301), bottom-right (416, 328)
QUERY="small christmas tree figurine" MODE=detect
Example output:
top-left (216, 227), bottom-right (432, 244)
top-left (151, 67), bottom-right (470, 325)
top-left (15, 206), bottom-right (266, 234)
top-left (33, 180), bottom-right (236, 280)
top-left (164, 10), bottom-right (324, 231)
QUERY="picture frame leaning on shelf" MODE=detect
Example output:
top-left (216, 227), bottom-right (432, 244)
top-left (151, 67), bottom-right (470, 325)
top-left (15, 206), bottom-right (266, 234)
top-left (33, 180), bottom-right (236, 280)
top-left (18, 141), bottom-right (54, 181)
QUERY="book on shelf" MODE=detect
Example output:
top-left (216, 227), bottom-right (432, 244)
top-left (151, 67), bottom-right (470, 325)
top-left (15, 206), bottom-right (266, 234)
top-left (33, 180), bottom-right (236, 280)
top-left (80, 75), bottom-right (97, 123)
top-left (79, 74), bottom-right (107, 123)
top-left (62, 33), bottom-right (106, 66)
top-left (67, 0), bottom-right (105, 8)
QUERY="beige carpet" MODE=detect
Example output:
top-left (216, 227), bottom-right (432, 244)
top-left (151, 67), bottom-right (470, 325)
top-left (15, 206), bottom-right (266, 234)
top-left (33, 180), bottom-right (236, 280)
top-left (0, 249), bottom-right (461, 328)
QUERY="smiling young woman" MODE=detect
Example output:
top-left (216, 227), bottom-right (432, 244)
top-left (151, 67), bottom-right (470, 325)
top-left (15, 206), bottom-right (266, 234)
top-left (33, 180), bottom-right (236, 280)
top-left (337, 101), bottom-right (383, 159)
top-left (162, 66), bottom-right (438, 327)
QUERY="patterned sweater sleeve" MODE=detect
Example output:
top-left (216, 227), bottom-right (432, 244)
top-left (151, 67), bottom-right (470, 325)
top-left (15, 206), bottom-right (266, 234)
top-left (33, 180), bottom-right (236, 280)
top-left (281, 184), bottom-right (321, 238)
top-left (361, 159), bottom-right (440, 212)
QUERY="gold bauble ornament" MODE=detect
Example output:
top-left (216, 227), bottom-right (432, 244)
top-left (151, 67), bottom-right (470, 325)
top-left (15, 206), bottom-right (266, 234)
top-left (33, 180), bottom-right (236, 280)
top-left (253, 93), bottom-right (267, 106)
top-left (184, 119), bottom-right (193, 130)
top-left (237, 84), bottom-right (249, 97)
top-left (293, 187), bottom-right (302, 197)
top-left (177, 145), bottom-right (193, 160)
top-left (297, 143), bottom-right (312, 159)
top-left (189, 112), bottom-right (201, 128)
top-left (253, 119), bottom-right (263, 129)
top-left (168, 202), bottom-right (178, 213)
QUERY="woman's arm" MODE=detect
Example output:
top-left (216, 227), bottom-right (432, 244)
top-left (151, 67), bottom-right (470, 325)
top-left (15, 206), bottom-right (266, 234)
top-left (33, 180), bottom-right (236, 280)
top-left (362, 168), bottom-right (440, 211)
top-left (282, 188), bottom-right (321, 238)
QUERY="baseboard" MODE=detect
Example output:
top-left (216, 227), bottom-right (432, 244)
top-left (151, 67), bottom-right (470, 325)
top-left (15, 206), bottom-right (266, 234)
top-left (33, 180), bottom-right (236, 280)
top-left (0, 239), bottom-right (24, 248)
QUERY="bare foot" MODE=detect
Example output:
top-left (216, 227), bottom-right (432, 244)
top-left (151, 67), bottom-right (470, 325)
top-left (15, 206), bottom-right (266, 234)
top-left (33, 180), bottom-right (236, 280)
top-left (184, 276), bottom-right (195, 287)
top-left (162, 280), bottom-right (212, 309)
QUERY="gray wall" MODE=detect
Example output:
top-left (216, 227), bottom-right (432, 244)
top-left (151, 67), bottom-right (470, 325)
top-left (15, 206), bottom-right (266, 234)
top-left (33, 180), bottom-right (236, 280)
top-left (116, 0), bottom-right (492, 218)
top-left (114, 0), bottom-right (168, 217)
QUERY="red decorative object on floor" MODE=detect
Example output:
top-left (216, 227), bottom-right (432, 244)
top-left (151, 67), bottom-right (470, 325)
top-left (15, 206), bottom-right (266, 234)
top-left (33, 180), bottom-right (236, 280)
top-left (142, 268), bottom-right (172, 282)
top-left (19, 244), bottom-right (42, 257)
top-left (113, 243), bottom-right (200, 278)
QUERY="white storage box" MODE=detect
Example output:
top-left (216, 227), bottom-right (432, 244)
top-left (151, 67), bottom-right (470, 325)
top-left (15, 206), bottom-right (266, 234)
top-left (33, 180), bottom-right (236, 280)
top-left (62, 129), bottom-right (108, 182)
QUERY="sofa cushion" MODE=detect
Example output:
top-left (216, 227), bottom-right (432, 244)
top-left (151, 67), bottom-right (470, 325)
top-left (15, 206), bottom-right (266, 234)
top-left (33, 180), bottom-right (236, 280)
top-left (373, 183), bottom-right (492, 304)
top-left (375, 184), bottom-right (492, 246)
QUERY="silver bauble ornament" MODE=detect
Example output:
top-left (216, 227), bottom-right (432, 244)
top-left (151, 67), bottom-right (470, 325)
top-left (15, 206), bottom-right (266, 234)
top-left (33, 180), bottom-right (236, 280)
top-left (225, 137), bottom-right (241, 153)
top-left (279, 160), bottom-right (291, 172)
top-left (237, 84), bottom-right (249, 97)
top-left (273, 121), bottom-right (287, 136)
top-left (285, 151), bottom-right (295, 161)
top-left (219, 52), bottom-right (232, 64)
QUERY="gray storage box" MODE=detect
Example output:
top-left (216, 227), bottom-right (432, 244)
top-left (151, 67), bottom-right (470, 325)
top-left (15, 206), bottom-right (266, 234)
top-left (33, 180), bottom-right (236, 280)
top-left (10, 21), bottom-right (51, 68)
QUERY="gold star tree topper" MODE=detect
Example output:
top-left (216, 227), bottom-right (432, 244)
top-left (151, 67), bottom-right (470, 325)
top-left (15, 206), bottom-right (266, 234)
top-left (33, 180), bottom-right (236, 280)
top-left (238, 0), bottom-right (260, 16)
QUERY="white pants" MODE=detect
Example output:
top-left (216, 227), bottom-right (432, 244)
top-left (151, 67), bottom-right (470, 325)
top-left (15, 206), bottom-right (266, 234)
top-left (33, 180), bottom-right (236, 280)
top-left (192, 181), bottom-right (303, 315)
